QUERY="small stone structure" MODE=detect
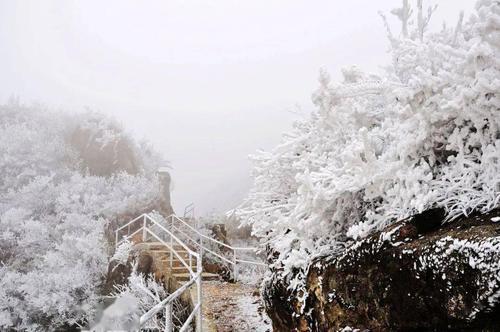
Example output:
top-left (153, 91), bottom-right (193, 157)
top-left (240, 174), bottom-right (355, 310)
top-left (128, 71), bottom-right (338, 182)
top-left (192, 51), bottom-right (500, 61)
top-left (157, 167), bottom-right (174, 216)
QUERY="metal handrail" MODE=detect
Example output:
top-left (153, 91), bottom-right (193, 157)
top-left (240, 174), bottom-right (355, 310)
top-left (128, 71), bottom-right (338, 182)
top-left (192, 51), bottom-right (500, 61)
top-left (139, 271), bottom-right (201, 325)
top-left (179, 302), bottom-right (201, 332)
top-left (114, 211), bottom-right (267, 331)
top-left (115, 213), bottom-right (202, 332)
top-left (167, 214), bottom-right (266, 280)
top-left (169, 223), bottom-right (201, 247)
top-left (169, 214), bottom-right (260, 252)
top-left (235, 258), bottom-right (266, 265)
top-left (143, 229), bottom-right (196, 278)
top-left (144, 214), bottom-right (196, 256)
top-left (183, 203), bottom-right (195, 219)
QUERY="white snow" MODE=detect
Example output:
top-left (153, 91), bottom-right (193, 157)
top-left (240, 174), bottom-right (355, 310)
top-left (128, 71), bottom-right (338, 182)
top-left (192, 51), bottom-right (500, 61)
top-left (0, 106), bottom-right (162, 330)
top-left (235, 295), bottom-right (272, 332)
top-left (237, 0), bottom-right (500, 279)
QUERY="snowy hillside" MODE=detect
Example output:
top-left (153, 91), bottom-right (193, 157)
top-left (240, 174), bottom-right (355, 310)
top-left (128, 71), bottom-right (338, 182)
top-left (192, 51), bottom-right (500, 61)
top-left (0, 101), bottom-right (163, 330)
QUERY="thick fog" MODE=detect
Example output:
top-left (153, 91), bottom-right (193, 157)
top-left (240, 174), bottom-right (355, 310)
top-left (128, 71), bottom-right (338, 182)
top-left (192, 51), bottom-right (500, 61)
top-left (0, 0), bottom-right (473, 215)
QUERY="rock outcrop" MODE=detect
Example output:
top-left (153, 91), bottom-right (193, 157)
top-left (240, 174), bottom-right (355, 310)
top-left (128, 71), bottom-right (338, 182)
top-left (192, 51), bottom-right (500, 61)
top-left (157, 168), bottom-right (174, 216)
top-left (203, 224), bottom-right (233, 281)
top-left (69, 119), bottom-right (140, 176)
top-left (264, 208), bottom-right (500, 331)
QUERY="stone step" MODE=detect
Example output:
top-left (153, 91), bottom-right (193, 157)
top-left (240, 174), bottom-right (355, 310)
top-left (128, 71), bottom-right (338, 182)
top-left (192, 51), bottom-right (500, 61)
top-left (174, 272), bottom-right (219, 282)
top-left (159, 257), bottom-right (198, 268)
top-left (169, 266), bottom-right (202, 275)
top-left (160, 262), bottom-right (197, 270)
top-left (151, 249), bottom-right (194, 258)
top-left (149, 248), bottom-right (189, 253)
top-left (171, 266), bottom-right (197, 272)
top-left (140, 242), bottom-right (194, 252)
top-left (144, 259), bottom-right (200, 276)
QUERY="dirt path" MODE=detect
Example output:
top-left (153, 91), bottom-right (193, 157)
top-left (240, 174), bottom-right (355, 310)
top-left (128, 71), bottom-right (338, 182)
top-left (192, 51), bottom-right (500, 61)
top-left (201, 281), bottom-right (272, 332)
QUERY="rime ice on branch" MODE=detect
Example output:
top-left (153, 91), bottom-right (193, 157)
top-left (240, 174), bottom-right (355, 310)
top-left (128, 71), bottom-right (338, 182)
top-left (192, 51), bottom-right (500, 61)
top-left (0, 104), bottom-right (164, 330)
top-left (236, 0), bottom-right (500, 279)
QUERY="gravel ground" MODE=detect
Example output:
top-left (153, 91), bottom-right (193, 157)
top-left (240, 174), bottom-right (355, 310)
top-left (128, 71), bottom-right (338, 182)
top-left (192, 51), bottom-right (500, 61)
top-left (202, 281), bottom-right (272, 332)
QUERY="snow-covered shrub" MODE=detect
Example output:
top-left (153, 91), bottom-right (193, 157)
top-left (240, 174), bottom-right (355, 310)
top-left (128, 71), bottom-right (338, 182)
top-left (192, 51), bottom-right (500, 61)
top-left (236, 263), bottom-right (267, 286)
top-left (237, 0), bottom-right (500, 277)
top-left (102, 269), bottom-right (187, 331)
top-left (0, 101), bottom-right (163, 330)
top-left (90, 293), bottom-right (141, 332)
top-left (112, 240), bottom-right (133, 266)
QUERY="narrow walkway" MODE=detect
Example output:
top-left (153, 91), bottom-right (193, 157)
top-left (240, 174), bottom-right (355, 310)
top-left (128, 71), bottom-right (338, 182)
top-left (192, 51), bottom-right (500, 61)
top-left (201, 281), bottom-right (271, 332)
top-left (118, 214), bottom-right (268, 331)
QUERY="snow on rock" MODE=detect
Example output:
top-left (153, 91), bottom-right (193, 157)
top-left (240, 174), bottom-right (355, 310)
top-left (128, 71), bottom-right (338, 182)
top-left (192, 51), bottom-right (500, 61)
top-left (263, 209), bottom-right (500, 331)
top-left (235, 294), bottom-right (272, 332)
top-left (112, 240), bottom-right (133, 266)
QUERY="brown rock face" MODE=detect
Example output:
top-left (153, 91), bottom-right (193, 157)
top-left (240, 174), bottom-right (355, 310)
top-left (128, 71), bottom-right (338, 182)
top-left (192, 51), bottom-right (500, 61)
top-left (203, 224), bottom-right (232, 281)
top-left (103, 260), bottom-right (133, 294)
top-left (157, 169), bottom-right (174, 216)
top-left (210, 224), bottom-right (230, 253)
top-left (69, 120), bottom-right (139, 176)
top-left (264, 208), bottom-right (500, 331)
top-left (103, 251), bottom-right (155, 295)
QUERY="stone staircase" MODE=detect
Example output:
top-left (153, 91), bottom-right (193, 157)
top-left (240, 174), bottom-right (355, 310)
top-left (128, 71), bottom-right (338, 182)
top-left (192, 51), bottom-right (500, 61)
top-left (139, 242), bottom-right (218, 283)
top-left (115, 212), bottom-right (265, 331)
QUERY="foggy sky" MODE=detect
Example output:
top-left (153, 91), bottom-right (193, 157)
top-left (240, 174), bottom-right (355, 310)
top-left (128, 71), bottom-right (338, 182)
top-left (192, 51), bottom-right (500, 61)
top-left (0, 0), bottom-right (474, 215)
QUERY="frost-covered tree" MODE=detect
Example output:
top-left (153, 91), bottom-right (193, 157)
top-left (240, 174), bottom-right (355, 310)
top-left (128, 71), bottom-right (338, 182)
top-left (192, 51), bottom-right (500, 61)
top-left (237, 0), bottom-right (500, 278)
top-left (0, 101), bottom-right (163, 330)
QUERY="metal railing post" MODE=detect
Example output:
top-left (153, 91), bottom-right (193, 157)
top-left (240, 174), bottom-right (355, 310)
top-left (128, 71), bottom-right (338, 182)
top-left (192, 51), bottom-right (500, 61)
top-left (199, 237), bottom-right (204, 261)
top-left (165, 302), bottom-right (173, 332)
top-left (169, 234), bottom-right (173, 269)
top-left (125, 212), bottom-right (265, 331)
top-left (196, 257), bottom-right (202, 332)
top-left (233, 250), bottom-right (238, 281)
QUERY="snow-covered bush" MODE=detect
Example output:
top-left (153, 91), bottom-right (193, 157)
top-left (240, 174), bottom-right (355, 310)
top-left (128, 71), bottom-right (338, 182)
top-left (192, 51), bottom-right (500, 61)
top-left (107, 271), bottom-right (167, 330)
top-left (112, 240), bottom-right (134, 266)
top-left (95, 268), bottom-right (188, 331)
top-left (237, 0), bottom-right (500, 277)
top-left (0, 101), bottom-right (163, 330)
